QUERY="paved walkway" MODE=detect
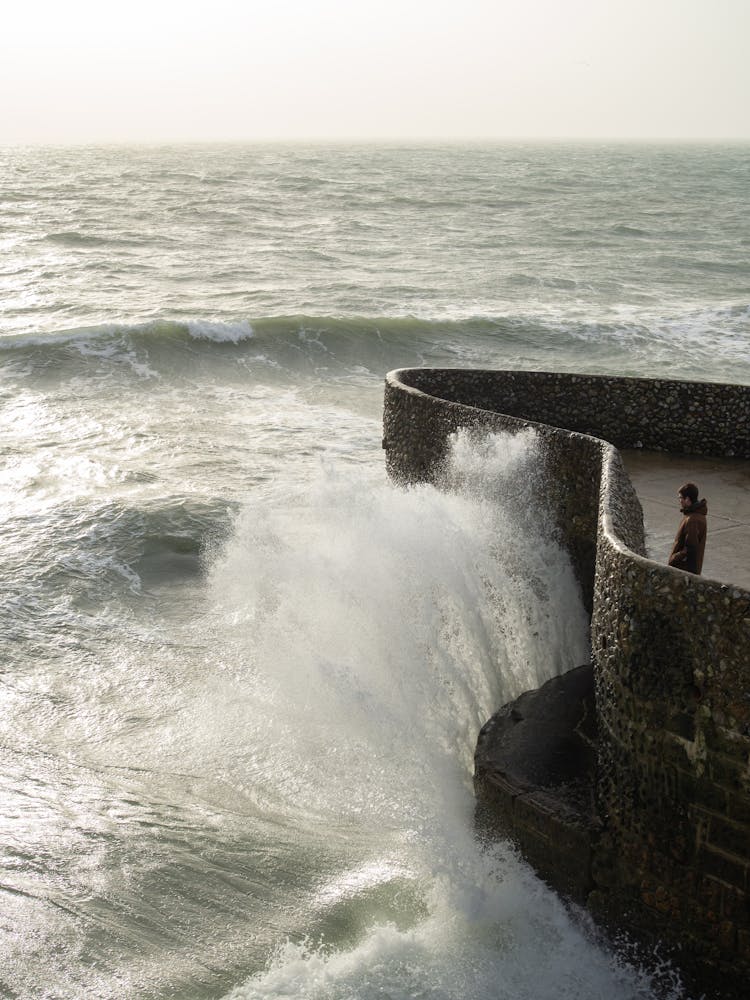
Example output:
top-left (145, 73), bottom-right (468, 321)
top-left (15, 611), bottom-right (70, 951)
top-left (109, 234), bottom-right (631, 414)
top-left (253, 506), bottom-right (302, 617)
top-left (620, 450), bottom-right (750, 591)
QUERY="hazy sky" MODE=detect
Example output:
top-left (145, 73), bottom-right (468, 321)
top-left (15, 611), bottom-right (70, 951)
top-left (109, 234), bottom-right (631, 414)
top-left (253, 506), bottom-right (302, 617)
top-left (2, 0), bottom-right (749, 143)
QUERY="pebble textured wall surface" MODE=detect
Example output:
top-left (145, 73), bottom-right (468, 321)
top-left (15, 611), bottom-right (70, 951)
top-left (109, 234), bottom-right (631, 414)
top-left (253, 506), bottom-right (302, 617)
top-left (390, 368), bottom-right (750, 457)
top-left (383, 368), bottom-right (750, 997)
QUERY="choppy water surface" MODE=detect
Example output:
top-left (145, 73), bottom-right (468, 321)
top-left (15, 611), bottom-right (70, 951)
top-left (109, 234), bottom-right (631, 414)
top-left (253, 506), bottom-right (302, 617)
top-left (1, 143), bottom-right (748, 998)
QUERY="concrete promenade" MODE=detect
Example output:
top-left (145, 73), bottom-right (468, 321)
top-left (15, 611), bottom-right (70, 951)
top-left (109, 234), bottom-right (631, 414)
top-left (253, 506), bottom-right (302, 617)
top-left (621, 450), bottom-right (750, 591)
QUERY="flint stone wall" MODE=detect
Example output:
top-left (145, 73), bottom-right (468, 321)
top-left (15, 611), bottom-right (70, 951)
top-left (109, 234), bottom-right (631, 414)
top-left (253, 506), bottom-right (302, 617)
top-left (383, 367), bottom-right (750, 998)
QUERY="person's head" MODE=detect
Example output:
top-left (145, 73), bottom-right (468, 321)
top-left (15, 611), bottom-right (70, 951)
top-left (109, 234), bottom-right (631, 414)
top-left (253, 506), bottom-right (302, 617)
top-left (678, 482), bottom-right (699, 509)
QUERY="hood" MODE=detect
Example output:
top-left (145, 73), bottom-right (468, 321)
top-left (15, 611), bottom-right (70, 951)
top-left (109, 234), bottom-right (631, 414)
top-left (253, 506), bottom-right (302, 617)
top-left (687, 498), bottom-right (708, 516)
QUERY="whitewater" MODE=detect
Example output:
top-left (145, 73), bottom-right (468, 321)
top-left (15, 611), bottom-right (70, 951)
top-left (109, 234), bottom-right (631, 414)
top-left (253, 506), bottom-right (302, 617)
top-left (1, 143), bottom-right (748, 999)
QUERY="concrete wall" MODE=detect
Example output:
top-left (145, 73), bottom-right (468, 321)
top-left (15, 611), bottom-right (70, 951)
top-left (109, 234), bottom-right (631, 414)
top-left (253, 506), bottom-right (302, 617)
top-left (383, 367), bottom-right (750, 996)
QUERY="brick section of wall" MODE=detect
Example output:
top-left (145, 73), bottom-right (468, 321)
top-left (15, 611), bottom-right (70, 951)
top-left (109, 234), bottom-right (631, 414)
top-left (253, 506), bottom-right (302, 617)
top-left (383, 367), bottom-right (750, 998)
top-left (593, 514), bottom-right (750, 991)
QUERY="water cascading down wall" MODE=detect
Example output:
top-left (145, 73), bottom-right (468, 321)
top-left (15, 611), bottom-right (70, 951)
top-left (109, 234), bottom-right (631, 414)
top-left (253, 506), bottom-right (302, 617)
top-left (382, 368), bottom-right (750, 999)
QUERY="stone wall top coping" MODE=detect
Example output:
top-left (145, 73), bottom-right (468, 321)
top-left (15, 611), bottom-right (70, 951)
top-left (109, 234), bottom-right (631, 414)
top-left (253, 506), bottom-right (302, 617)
top-left (387, 366), bottom-right (748, 391)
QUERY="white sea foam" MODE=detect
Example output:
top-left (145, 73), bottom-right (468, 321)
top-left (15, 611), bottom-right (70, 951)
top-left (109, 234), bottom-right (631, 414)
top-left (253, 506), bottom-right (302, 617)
top-left (72, 336), bottom-right (161, 379)
top-left (223, 859), bottom-right (676, 1000)
top-left (186, 319), bottom-right (255, 343)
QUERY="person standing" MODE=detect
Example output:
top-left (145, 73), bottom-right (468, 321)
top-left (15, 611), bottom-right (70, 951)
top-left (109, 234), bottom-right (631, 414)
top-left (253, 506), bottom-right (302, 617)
top-left (668, 482), bottom-right (708, 575)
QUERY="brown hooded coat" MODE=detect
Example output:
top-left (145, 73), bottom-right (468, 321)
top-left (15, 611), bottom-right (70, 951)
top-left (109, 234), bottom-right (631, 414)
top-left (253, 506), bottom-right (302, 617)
top-left (668, 498), bottom-right (708, 575)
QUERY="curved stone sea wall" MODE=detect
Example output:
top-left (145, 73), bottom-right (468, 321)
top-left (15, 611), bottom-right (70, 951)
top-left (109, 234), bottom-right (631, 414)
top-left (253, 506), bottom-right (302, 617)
top-left (383, 368), bottom-right (750, 998)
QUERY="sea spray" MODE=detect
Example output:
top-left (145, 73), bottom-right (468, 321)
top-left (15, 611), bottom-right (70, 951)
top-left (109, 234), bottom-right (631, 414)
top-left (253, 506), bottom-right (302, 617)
top-left (207, 429), bottom-right (589, 816)
top-left (205, 431), bottom-right (685, 999)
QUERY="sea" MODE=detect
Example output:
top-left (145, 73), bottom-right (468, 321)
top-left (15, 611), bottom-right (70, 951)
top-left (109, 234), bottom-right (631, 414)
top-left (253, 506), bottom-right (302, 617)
top-left (1, 142), bottom-right (749, 1000)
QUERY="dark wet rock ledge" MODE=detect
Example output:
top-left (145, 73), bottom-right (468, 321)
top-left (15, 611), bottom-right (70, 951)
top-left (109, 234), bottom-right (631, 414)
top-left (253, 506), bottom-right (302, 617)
top-left (474, 664), bottom-right (600, 903)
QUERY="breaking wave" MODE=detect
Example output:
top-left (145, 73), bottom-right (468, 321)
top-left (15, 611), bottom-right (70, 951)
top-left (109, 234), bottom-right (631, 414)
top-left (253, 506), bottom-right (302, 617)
top-left (1, 306), bottom-right (748, 385)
